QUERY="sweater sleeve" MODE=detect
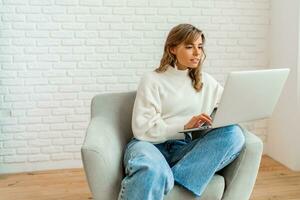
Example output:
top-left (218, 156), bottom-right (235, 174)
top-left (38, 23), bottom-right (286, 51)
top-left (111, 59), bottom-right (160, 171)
top-left (203, 72), bottom-right (224, 111)
top-left (131, 74), bottom-right (185, 143)
top-left (215, 82), bottom-right (224, 107)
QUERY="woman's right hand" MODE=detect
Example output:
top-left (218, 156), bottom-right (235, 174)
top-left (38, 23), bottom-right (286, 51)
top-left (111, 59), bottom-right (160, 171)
top-left (184, 113), bottom-right (212, 130)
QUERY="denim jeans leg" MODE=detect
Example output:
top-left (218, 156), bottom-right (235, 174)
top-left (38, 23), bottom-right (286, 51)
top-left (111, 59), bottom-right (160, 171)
top-left (118, 139), bottom-right (174, 200)
top-left (171, 125), bottom-right (245, 197)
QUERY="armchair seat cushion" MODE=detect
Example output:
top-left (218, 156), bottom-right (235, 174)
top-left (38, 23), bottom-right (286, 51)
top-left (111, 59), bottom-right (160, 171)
top-left (165, 174), bottom-right (225, 200)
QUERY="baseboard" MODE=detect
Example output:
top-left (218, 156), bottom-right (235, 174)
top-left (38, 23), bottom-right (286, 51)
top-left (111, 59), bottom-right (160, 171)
top-left (0, 160), bottom-right (83, 174)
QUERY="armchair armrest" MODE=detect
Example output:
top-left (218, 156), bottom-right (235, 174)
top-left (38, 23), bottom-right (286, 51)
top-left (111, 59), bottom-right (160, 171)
top-left (81, 117), bottom-right (125, 200)
top-left (220, 127), bottom-right (263, 200)
top-left (81, 92), bottom-right (135, 200)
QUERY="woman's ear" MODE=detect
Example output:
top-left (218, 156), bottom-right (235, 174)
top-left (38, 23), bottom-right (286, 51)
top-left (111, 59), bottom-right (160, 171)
top-left (169, 47), bottom-right (176, 55)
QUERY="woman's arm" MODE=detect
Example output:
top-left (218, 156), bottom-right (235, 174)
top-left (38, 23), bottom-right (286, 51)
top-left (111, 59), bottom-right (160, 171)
top-left (131, 74), bottom-right (185, 143)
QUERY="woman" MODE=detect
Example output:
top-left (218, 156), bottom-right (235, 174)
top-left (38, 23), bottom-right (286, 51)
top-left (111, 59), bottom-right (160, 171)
top-left (118, 24), bottom-right (245, 200)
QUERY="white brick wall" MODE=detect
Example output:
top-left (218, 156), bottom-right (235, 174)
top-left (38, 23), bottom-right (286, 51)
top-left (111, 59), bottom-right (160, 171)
top-left (0, 0), bottom-right (270, 174)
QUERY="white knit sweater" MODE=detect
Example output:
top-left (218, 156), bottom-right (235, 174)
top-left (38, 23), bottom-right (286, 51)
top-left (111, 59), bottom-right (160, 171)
top-left (132, 65), bottom-right (224, 143)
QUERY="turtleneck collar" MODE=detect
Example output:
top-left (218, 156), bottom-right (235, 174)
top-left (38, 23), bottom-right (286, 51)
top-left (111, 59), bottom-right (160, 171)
top-left (166, 64), bottom-right (190, 77)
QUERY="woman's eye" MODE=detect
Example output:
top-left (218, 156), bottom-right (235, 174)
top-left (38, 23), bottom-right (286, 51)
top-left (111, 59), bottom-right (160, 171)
top-left (185, 46), bottom-right (192, 49)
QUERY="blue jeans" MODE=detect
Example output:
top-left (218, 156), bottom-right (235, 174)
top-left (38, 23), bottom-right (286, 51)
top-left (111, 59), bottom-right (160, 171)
top-left (118, 125), bottom-right (245, 200)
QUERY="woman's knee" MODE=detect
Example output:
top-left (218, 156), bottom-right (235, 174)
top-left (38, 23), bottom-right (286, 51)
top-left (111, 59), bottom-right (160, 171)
top-left (222, 125), bottom-right (245, 149)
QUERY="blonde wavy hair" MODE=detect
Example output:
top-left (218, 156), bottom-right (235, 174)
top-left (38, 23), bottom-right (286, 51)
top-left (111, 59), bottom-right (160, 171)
top-left (155, 24), bottom-right (206, 92)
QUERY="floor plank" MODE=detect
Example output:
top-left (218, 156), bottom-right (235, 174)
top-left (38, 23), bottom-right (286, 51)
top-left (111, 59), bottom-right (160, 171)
top-left (0, 155), bottom-right (300, 200)
top-left (0, 169), bottom-right (92, 200)
top-left (250, 156), bottom-right (300, 200)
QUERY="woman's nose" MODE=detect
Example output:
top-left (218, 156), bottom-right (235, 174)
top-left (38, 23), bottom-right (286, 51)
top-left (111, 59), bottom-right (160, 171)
top-left (193, 48), bottom-right (200, 56)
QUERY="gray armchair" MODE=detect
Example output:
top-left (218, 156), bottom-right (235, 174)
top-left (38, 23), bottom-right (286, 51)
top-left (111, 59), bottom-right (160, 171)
top-left (81, 91), bottom-right (263, 200)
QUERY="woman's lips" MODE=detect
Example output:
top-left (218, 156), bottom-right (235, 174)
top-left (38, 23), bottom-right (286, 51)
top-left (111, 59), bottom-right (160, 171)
top-left (190, 59), bottom-right (200, 64)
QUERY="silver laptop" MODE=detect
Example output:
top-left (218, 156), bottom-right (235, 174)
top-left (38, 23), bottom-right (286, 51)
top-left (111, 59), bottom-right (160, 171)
top-left (179, 68), bottom-right (290, 133)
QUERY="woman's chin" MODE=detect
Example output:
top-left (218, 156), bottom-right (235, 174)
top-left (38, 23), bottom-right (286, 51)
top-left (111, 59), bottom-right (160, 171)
top-left (188, 64), bottom-right (199, 69)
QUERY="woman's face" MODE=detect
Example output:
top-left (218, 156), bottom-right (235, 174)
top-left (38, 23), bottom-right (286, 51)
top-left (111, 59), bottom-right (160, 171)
top-left (170, 36), bottom-right (203, 70)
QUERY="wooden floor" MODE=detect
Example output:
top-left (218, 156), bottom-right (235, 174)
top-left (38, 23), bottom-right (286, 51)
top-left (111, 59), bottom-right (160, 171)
top-left (0, 155), bottom-right (300, 200)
